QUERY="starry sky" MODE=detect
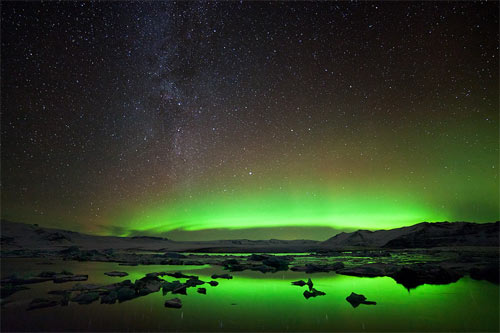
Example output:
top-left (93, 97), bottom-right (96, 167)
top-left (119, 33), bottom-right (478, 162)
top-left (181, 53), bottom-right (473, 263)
top-left (1, 1), bottom-right (498, 240)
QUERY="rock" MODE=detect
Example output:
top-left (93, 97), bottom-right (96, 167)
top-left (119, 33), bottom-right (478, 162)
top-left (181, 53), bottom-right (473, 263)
top-left (197, 287), bottom-right (207, 294)
top-left (315, 250), bottom-right (342, 256)
top-left (222, 261), bottom-right (246, 272)
top-left (303, 288), bottom-right (326, 299)
top-left (47, 290), bottom-right (71, 305)
top-left (291, 280), bottom-right (306, 287)
top-left (1, 275), bottom-right (53, 285)
top-left (249, 264), bottom-right (275, 273)
top-left (164, 297), bottom-right (182, 309)
top-left (391, 265), bottom-right (461, 289)
top-left (101, 291), bottom-right (118, 304)
top-left (102, 248), bottom-right (114, 255)
top-left (345, 292), bottom-right (377, 308)
top-left (166, 272), bottom-right (197, 279)
top-left (291, 262), bottom-right (344, 273)
top-left (134, 276), bottom-right (163, 293)
top-left (217, 256), bottom-right (287, 273)
top-left (117, 279), bottom-right (134, 287)
top-left (71, 292), bottom-right (100, 305)
top-left (185, 277), bottom-right (205, 287)
top-left (39, 270), bottom-right (73, 278)
top-left (211, 274), bottom-right (233, 279)
top-left (337, 263), bottom-right (464, 289)
top-left (161, 259), bottom-right (183, 265)
top-left (48, 290), bottom-right (69, 295)
top-left (162, 281), bottom-right (182, 295)
top-left (248, 254), bottom-right (270, 261)
top-left (184, 260), bottom-right (204, 265)
top-left (470, 266), bottom-right (499, 284)
top-left (100, 280), bottom-right (134, 294)
top-left (337, 263), bottom-right (398, 277)
top-left (59, 291), bottom-right (71, 306)
top-left (104, 271), bottom-right (128, 277)
top-left (345, 292), bottom-right (365, 306)
top-left (137, 288), bottom-right (150, 296)
top-left (306, 278), bottom-right (313, 290)
top-left (145, 272), bottom-right (168, 278)
top-left (1, 284), bottom-right (29, 298)
top-left (53, 274), bottom-right (88, 283)
top-left (71, 283), bottom-right (103, 291)
top-left (27, 298), bottom-right (59, 310)
top-left (117, 287), bottom-right (136, 302)
top-left (222, 258), bottom-right (239, 266)
top-left (163, 252), bottom-right (187, 259)
top-left (38, 271), bottom-right (58, 278)
top-left (208, 281), bottom-right (219, 287)
top-left (262, 257), bottom-right (289, 270)
top-left (172, 284), bottom-right (188, 295)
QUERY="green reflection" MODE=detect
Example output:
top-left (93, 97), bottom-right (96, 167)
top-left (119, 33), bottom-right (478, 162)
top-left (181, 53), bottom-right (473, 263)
top-left (1, 258), bottom-right (498, 332)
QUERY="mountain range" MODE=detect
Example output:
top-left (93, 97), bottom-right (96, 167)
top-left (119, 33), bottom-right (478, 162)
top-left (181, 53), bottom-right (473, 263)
top-left (1, 220), bottom-right (498, 252)
top-left (322, 221), bottom-right (499, 248)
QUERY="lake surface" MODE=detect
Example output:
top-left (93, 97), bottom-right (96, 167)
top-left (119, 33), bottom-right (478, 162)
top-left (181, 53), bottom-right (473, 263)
top-left (1, 258), bottom-right (498, 332)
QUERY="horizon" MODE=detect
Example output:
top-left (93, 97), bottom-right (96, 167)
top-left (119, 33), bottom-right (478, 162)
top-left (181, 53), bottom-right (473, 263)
top-left (3, 218), bottom-right (498, 242)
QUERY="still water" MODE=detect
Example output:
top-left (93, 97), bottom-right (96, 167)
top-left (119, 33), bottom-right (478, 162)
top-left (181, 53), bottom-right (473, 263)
top-left (1, 258), bottom-right (498, 332)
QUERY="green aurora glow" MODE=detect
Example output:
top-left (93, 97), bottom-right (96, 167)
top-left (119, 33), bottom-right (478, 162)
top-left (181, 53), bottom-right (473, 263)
top-left (118, 190), bottom-right (445, 235)
top-left (1, 2), bottom-right (498, 239)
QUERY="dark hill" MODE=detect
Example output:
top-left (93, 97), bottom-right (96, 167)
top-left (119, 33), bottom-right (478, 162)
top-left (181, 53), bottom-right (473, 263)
top-left (322, 222), bottom-right (499, 248)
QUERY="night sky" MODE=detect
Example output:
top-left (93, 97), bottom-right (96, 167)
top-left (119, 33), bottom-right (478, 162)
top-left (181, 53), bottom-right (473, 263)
top-left (1, 2), bottom-right (498, 240)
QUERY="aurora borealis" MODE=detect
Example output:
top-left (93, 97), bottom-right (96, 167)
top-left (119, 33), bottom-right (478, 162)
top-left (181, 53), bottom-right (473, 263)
top-left (1, 2), bottom-right (498, 240)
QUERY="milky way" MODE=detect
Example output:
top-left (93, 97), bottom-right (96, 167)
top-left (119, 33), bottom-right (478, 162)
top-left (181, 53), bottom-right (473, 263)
top-left (1, 2), bottom-right (498, 240)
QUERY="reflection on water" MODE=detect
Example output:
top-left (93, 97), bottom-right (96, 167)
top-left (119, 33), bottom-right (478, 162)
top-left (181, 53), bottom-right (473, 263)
top-left (1, 258), bottom-right (499, 332)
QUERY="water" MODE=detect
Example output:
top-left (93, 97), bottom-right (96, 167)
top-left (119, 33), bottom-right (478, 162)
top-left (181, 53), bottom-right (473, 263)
top-left (1, 258), bottom-right (498, 332)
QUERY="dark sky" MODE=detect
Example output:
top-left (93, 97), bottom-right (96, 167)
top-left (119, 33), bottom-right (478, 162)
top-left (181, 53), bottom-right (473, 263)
top-left (1, 1), bottom-right (498, 240)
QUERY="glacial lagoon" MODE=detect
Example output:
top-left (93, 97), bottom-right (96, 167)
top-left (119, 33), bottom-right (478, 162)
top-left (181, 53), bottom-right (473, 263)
top-left (1, 258), bottom-right (498, 332)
